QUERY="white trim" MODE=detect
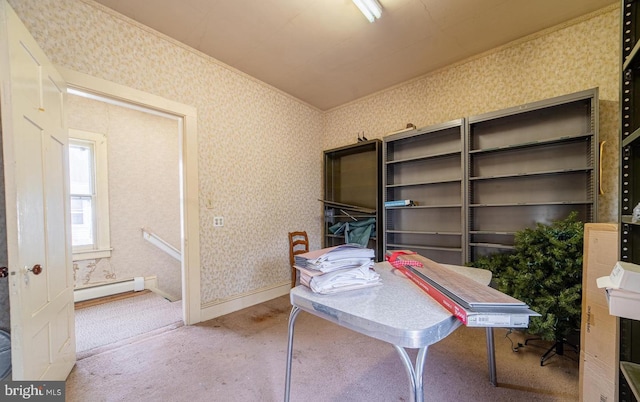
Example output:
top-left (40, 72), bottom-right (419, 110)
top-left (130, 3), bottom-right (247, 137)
top-left (72, 248), bottom-right (112, 261)
top-left (200, 283), bottom-right (290, 322)
top-left (68, 88), bottom-right (181, 121)
top-left (59, 67), bottom-right (201, 325)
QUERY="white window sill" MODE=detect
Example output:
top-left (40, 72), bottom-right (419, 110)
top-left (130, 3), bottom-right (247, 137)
top-left (72, 248), bottom-right (112, 261)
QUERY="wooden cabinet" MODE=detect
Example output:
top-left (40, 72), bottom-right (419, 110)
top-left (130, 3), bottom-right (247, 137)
top-left (620, 1), bottom-right (640, 400)
top-left (382, 120), bottom-right (465, 264)
top-left (579, 223), bottom-right (619, 402)
top-left (323, 139), bottom-right (383, 261)
top-left (467, 89), bottom-right (598, 263)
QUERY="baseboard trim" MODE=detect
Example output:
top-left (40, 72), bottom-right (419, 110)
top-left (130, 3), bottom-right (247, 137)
top-left (199, 283), bottom-right (291, 322)
top-left (74, 276), bottom-right (158, 302)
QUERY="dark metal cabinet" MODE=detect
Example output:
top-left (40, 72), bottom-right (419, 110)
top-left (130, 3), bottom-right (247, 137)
top-left (323, 139), bottom-right (383, 261)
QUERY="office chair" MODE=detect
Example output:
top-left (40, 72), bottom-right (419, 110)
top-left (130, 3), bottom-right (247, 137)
top-left (288, 231), bottom-right (309, 288)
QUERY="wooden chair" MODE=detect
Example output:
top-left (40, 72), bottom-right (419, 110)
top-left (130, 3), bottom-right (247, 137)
top-left (288, 231), bottom-right (309, 288)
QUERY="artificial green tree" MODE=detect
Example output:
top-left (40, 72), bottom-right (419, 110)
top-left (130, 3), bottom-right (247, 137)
top-left (470, 211), bottom-right (584, 363)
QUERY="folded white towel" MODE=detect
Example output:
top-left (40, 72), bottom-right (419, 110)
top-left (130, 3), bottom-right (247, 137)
top-left (307, 258), bottom-right (374, 273)
top-left (310, 263), bottom-right (381, 294)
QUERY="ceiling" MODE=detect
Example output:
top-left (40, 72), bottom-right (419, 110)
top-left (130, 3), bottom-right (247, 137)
top-left (92, 0), bottom-right (617, 110)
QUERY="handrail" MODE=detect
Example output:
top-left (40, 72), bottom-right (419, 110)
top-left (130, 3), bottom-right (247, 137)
top-left (141, 227), bottom-right (181, 261)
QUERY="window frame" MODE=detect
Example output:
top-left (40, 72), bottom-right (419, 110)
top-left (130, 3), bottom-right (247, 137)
top-left (69, 129), bottom-right (111, 261)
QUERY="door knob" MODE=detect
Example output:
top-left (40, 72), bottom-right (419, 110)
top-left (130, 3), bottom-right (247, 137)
top-left (0, 267), bottom-right (6, 278)
top-left (27, 264), bottom-right (42, 275)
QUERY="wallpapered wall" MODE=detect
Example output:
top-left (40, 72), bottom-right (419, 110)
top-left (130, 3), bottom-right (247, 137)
top-left (67, 94), bottom-right (182, 300)
top-left (6, 0), bottom-right (324, 307)
top-left (0, 0), bottom-right (620, 321)
top-left (323, 5), bottom-right (620, 223)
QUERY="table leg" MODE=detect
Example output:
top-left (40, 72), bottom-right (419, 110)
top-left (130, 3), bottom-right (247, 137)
top-left (393, 345), bottom-right (428, 402)
top-left (284, 306), bottom-right (301, 402)
top-left (485, 327), bottom-right (497, 386)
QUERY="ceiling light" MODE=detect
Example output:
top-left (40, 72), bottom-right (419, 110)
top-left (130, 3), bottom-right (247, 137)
top-left (352, 0), bottom-right (382, 23)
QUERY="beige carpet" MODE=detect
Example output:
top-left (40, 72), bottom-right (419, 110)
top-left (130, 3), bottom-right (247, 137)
top-left (75, 291), bottom-right (183, 356)
top-left (66, 295), bottom-right (578, 401)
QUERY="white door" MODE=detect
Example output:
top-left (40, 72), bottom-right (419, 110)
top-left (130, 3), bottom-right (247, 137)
top-left (0, 0), bottom-right (75, 380)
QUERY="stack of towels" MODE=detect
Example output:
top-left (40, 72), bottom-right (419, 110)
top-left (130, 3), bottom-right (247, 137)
top-left (294, 244), bottom-right (381, 294)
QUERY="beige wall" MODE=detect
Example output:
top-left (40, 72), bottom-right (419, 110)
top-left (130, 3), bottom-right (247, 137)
top-left (67, 94), bottom-right (182, 300)
top-left (324, 5), bottom-right (620, 223)
top-left (2, 0), bottom-right (620, 317)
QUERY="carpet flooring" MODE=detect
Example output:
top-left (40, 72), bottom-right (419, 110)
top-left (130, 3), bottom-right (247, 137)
top-left (75, 291), bottom-right (183, 357)
top-left (66, 294), bottom-right (579, 401)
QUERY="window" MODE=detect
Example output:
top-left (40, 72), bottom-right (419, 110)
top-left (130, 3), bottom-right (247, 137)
top-left (69, 129), bottom-right (111, 260)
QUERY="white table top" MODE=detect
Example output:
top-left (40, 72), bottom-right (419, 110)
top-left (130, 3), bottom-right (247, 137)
top-left (290, 261), bottom-right (491, 349)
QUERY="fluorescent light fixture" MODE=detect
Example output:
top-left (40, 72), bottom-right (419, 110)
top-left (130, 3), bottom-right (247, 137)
top-left (352, 0), bottom-right (382, 23)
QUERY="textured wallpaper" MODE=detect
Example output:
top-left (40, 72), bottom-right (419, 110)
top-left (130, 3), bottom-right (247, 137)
top-left (324, 5), bottom-right (620, 222)
top-left (6, 0), bottom-right (324, 305)
top-left (4, 0), bottom-right (620, 311)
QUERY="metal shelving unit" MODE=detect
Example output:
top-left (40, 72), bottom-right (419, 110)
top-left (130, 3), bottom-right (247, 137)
top-left (466, 89), bottom-right (599, 263)
top-left (383, 119), bottom-right (466, 265)
top-left (619, 1), bottom-right (640, 400)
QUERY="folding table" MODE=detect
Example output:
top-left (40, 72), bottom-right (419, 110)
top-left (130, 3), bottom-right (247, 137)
top-left (284, 262), bottom-right (496, 402)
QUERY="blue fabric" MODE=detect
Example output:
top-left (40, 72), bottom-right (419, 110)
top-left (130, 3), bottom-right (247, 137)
top-left (328, 218), bottom-right (376, 247)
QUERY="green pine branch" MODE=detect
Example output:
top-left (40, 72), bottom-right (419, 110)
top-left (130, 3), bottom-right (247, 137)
top-left (470, 211), bottom-right (584, 341)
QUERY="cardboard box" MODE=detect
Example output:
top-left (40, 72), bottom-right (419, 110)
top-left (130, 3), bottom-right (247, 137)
top-left (580, 224), bottom-right (618, 402)
top-left (583, 225), bottom-right (619, 296)
top-left (582, 301), bottom-right (617, 368)
top-left (579, 351), bottom-right (616, 402)
top-left (606, 288), bottom-right (640, 320)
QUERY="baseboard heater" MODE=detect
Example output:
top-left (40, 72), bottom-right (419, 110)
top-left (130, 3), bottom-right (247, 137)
top-left (74, 276), bottom-right (150, 302)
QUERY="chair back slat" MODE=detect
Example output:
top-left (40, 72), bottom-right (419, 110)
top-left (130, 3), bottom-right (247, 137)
top-left (288, 231), bottom-right (309, 288)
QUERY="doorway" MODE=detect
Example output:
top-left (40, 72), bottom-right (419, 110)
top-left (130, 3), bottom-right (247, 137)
top-left (0, 1), bottom-right (198, 378)
top-left (60, 67), bottom-right (202, 329)
top-left (68, 89), bottom-right (185, 354)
